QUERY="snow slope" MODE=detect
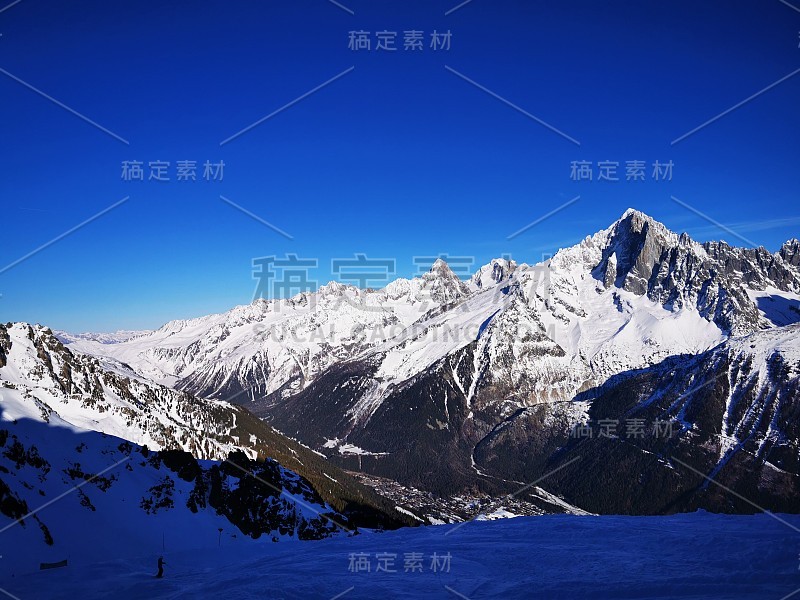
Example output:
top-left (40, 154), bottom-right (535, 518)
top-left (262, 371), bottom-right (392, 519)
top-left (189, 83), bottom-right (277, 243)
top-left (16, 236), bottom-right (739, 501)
top-left (2, 512), bottom-right (799, 599)
top-left (0, 322), bottom-right (417, 579)
top-left (0, 416), bottom-right (367, 578)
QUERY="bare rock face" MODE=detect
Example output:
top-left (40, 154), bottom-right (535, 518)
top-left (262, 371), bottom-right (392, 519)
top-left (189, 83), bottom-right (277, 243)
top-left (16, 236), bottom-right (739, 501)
top-left (779, 238), bottom-right (800, 268)
top-left (591, 210), bottom-right (800, 334)
top-left (593, 209), bottom-right (671, 295)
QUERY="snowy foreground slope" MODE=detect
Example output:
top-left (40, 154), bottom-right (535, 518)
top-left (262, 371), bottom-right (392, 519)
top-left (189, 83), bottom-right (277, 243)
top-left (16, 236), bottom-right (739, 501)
top-left (0, 323), bottom-right (413, 578)
top-left (3, 512), bottom-right (800, 599)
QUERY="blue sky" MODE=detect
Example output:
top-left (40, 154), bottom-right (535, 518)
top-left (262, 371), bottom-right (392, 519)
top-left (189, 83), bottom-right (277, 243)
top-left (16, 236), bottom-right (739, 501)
top-left (1, 0), bottom-right (798, 331)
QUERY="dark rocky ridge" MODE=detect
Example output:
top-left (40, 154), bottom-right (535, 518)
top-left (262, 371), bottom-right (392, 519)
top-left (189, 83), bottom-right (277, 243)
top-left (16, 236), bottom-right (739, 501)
top-left (592, 210), bottom-right (800, 334)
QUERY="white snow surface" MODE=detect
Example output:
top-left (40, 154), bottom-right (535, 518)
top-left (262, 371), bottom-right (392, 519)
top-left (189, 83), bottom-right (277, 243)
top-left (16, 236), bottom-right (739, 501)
top-left (2, 512), bottom-right (798, 599)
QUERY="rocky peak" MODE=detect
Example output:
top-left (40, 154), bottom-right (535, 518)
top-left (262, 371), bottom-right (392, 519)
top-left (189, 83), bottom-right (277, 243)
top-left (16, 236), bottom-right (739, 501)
top-left (421, 259), bottom-right (470, 304)
top-left (583, 210), bottom-right (780, 333)
top-left (471, 258), bottom-right (518, 289)
top-left (619, 207), bottom-right (652, 228)
top-left (428, 258), bottom-right (455, 277)
top-left (592, 209), bottom-right (676, 295)
top-left (318, 280), bottom-right (353, 296)
top-left (779, 238), bottom-right (800, 268)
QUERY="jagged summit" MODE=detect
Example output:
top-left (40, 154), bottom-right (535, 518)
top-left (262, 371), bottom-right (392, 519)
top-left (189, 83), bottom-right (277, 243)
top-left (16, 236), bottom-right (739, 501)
top-left (611, 208), bottom-right (677, 240)
top-left (538, 208), bottom-right (800, 335)
top-left (609, 209), bottom-right (668, 235)
top-left (780, 238), bottom-right (800, 268)
top-left (428, 257), bottom-right (455, 276)
top-left (588, 208), bottom-right (682, 296)
top-left (619, 207), bottom-right (654, 221)
top-left (422, 258), bottom-right (470, 304)
top-left (318, 280), bottom-right (356, 296)
top-left (472, 258), bottom-right (517, 289)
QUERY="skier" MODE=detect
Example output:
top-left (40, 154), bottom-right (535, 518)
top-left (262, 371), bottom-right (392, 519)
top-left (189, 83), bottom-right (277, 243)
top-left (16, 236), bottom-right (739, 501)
top-left (156, 556), bottom-right (166, 578)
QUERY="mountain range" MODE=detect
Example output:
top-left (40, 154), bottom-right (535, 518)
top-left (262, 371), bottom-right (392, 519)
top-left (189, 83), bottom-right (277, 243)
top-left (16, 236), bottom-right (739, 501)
top-left (3, 208), bottom-right (799, 570)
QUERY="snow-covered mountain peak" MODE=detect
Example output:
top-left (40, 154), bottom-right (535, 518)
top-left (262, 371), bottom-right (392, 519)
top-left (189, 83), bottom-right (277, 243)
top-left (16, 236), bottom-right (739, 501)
top-left (610, 208), bottom-right (679, 246)
top-left (529, 208), bottom-right (800, 346)
top-left (546, 210), bottom-right (683, 280)
top-left (471, 258), bottom-right (518, 289)
top-left (619, 207), bottom-right (640, 218)
top-left (618, 207), bottom-right (656, 224)
top-left (427, 258), bottom-right (456, 277)
top-left (317, 280), bottom-right (357, 297)
top-left (419, 258), bottom-right (471, 304)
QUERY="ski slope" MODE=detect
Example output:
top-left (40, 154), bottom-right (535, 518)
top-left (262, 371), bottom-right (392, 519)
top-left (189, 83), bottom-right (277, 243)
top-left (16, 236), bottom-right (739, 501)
top-left (2, 512), bottom-right (799, 599)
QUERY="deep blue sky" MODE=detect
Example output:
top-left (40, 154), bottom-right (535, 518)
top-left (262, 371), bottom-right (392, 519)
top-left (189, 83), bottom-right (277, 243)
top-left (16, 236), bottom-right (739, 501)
top-left (1, 0), bottom-right (798, 331)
